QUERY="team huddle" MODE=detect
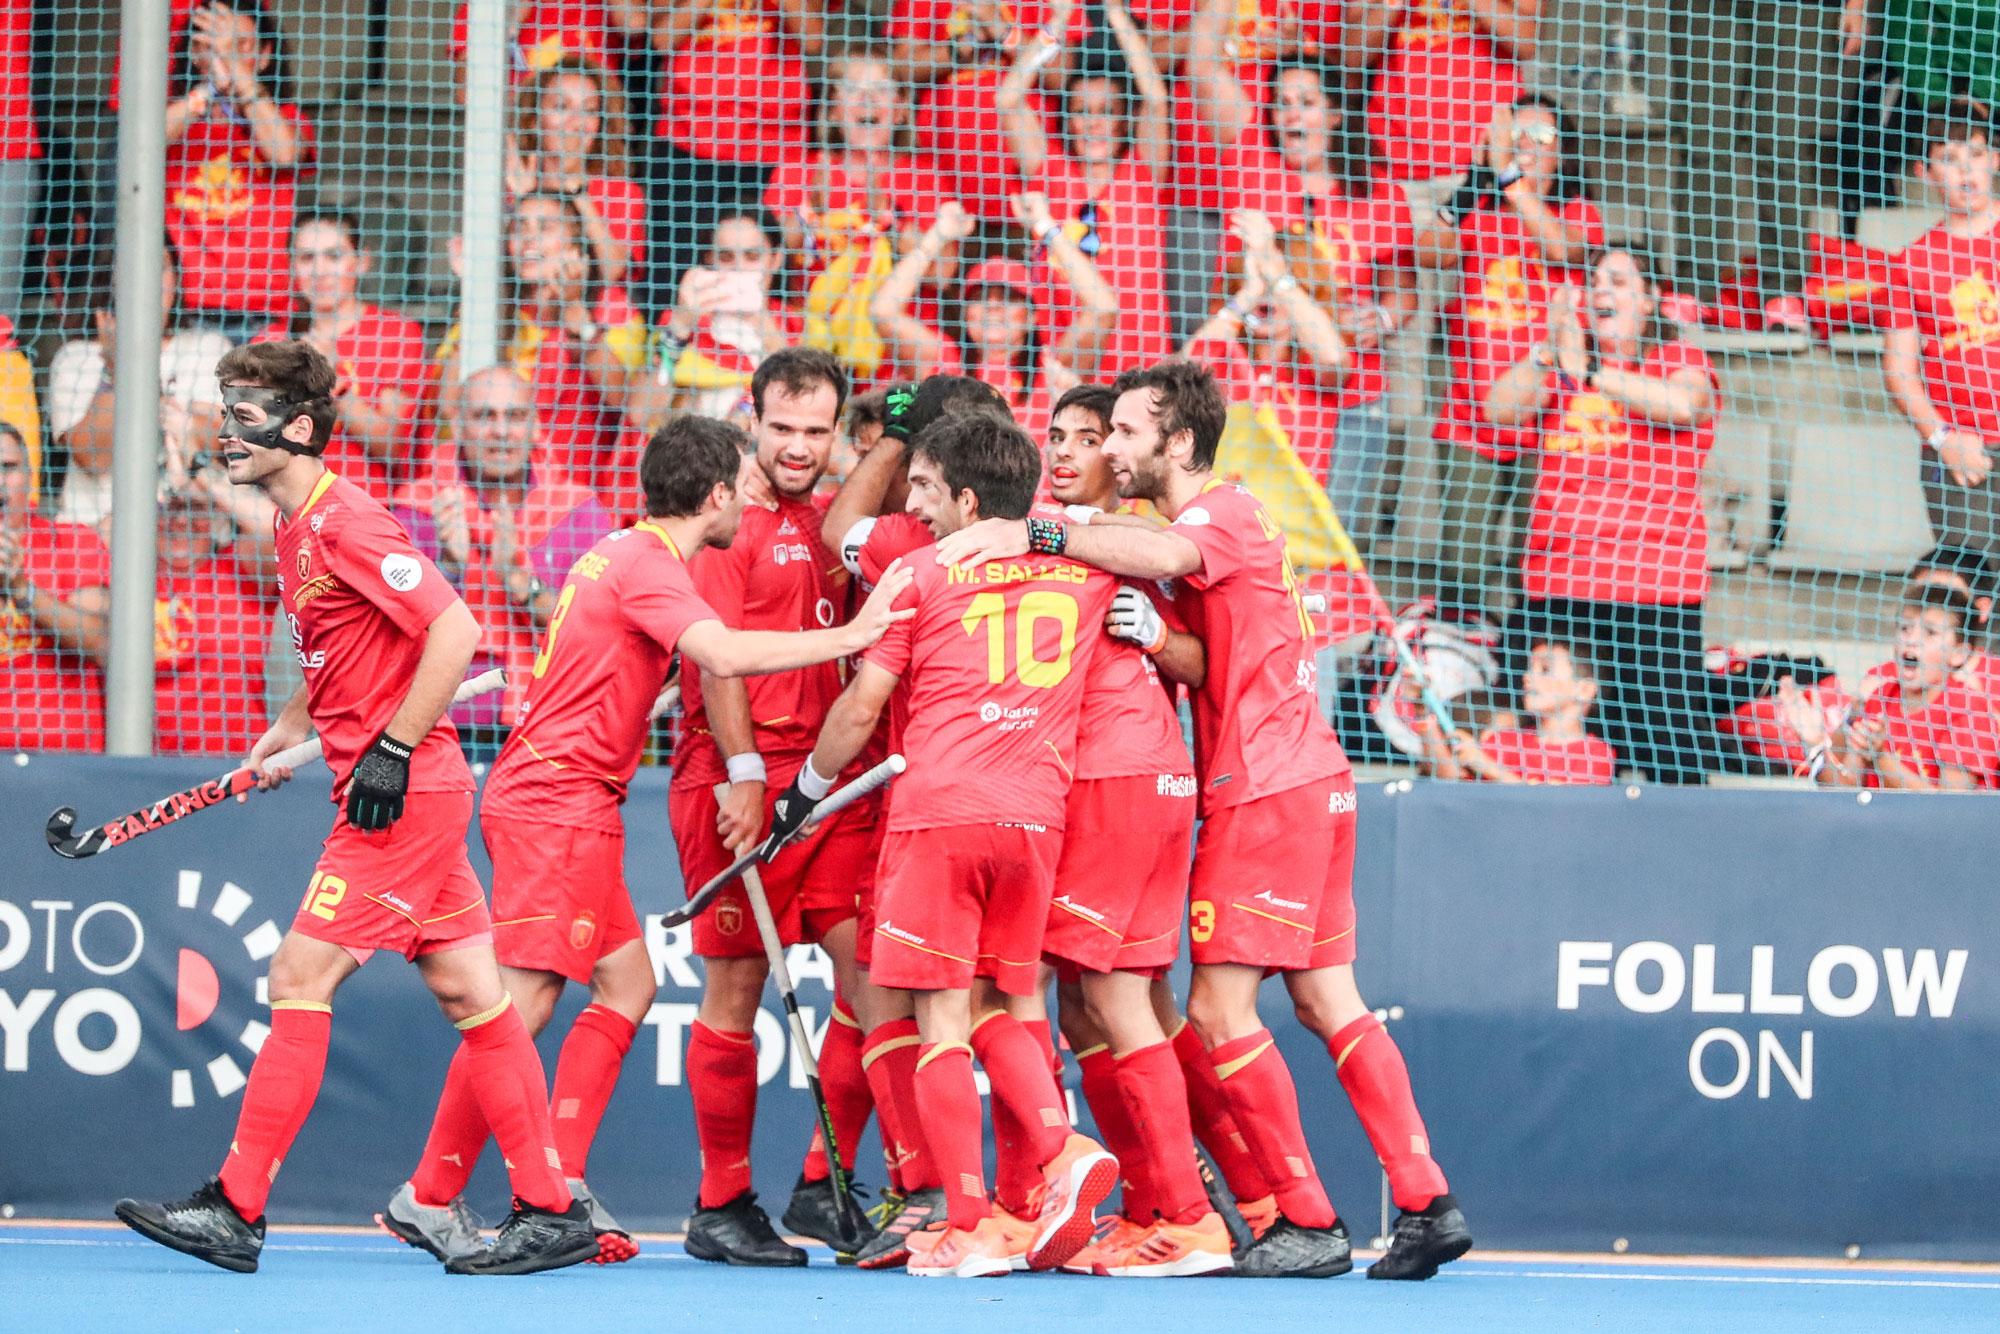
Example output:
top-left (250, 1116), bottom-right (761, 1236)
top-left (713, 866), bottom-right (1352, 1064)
top-left (111, 339), bottom-right (1470, 1282)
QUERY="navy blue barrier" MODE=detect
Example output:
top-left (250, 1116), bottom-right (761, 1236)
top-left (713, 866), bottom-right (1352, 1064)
top-left (1, 756), bottom-right (1993, 1259)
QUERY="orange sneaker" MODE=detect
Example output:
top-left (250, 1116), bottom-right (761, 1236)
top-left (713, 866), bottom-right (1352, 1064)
top-left (1237, 1194), bottom-right (1279, 1242)
top-left (1063, 1215), bottom-right (1152, 1275)
top-left (990, 1206), bottom-right (1039, 1272)
top-left (1027, 1133), bottom-right (1120, 1271)
top-left (906, 1215), bottom-right (1017, 1278)
top-left (1104, 1212), bottom-right (1235, 1277)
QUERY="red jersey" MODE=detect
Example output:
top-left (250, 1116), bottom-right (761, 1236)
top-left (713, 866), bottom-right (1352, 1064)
top-left (673, 497), bottom-right (846, 789)
top-left (1881, 220), bottom-right (2000, 443)
top-left (1478, 727), bottom-right (1617, 785)
top-left (1036, 154), bottom-right (1170, 372)
top-left (1073, 596), bottom-right (1192, 783)
top-left (154, 555), bottom-right (276, 757)
top-left (865, 547), bottom-right (1114, 830)
top-left (1189, 333), bottom-right (1343, 485)
top-left (660, 0), bottom-right (813, 165)
top-left (164, 104), bottom-right (316, 317)
top-left (1367, 0), bottom-right (1521, 182)
top-left (1436, 195), bottom-right (1605, 462)
top-left (0, 516), bottom-right (107, 751)
top-left (451, 1), bottom-right (618, 76)
top-left (889, 0), bottom-right (1088, 221)
top-left (1524, 341), bottom-right (1720, 606)
top-left (1857, 678), bottom-right (2000, 788)
top-left (1229, 169), bottom-right (1412, 408)
top-left (274, 473), bottom-right (472, 800)
top-left (482, 521), bottom-right (720, 832)
top-left (0, 0), bottom-right (37, 162)
top-left (255, 307), bottom-right (428, 499)
top-left (845, 511), bottom-right (936, 589)
top-left (1128, 0), bottom-right (1343, 211)
top-left (1162, 481), bottom-right (1350, 814)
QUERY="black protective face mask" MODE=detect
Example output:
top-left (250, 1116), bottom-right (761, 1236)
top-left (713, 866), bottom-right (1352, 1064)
top-left (220, 386), bottom-right (319, 455)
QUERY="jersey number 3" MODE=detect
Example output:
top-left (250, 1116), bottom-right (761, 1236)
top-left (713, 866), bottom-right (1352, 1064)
top-left (960, 591), bottom-right (1078, 687)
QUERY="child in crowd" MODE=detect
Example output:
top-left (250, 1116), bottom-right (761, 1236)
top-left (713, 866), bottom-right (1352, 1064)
top-left (1418, 638), bottom-right (1617, 785)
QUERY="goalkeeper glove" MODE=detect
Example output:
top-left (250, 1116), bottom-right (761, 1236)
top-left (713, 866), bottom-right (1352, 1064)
top-left (346, 731), bottom-right (412, 832)
top-left (1106, 586), bottom-right (1168, 655)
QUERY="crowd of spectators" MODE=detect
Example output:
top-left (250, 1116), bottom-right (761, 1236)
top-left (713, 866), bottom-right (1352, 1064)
top-left (0, 0), bottom-right (1997, 791)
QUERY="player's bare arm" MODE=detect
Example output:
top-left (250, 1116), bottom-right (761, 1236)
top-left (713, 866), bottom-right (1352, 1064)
top-left (243, 684), bottom-right (315, 795)
top-left (705, 674), bottom-right (766, 853)
top-left (386, 600), bottom-right (482, 748)
top-left (678, 559), bottom-right (915, 678)
top-left (806, 662), bottom-right (900, 793)
top-left (936, 516), bottom-right (1204, 583)
top-left (823, 431), bottom-right (905, 556)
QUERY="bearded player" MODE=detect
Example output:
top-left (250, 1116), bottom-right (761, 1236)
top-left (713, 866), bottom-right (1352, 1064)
top-left (938, 360), bottom-right (1472, 1280)
top-left (764, 410), bottom-right (1119, 1277)
top-left (377, 411), bottom-right (914, 1266)
top-left (669, 349), bottom-right (884, 1264)
top-left (113, 342), bottom-right (592, 1275)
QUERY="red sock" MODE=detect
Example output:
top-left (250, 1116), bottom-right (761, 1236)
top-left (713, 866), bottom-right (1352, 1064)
top-left (1078, 1046), bottom-right (1153, 1223)
top-left (550, 1003), bottom-right (637, 1181)
top-left (914, 1042), bottom-right (989, 1231)
top-left (971, 1013), bottom-right (1071, 1165)
top-left (860, 1023), bottom-right (915, 1191)
top-left (803, 998), bottom-right (873, 1182)
top-left (458, 997), bottom-right (571, 1213)
top-left (217, 1002), bottom-right (331, 1220)
top-left (874, 1018), bottom-right (942, 1190)
top-left (1114, 1041), bottom-right (1208, 1225)
top-left (1023, 1017), bottom-right (1062, 1085)
top-left (1330, 1014), bottom-right (1449, 1212)
top-left (1172, 1019), bottom-right (1271, 1203)
top-left (410, 1046), bottom-right (488, 1206)
top-left (688, 1021), bottom-right (759, 1208)
top-left (1209, 1029), bottom-right (1335, 1229)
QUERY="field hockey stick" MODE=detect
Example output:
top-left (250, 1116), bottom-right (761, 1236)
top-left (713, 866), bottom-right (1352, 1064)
top-left (44, 668), bottom-right (509, 859)
top-left (1299, 576), bottom-right (1460, 736)
top-left (659, 754), bottom-right (905, 929)
top-left (651, 680), bottom-right (681, 718)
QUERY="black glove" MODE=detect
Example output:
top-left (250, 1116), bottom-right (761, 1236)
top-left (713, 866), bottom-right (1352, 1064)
top-left (764, 772), bottom-right (821, 853)
top-left (880, 382), bottom-right (921, 444)
top-left (1437, 163), bottom-right (1498, 227)
top-left (346, 731), bottom-right (413, 832)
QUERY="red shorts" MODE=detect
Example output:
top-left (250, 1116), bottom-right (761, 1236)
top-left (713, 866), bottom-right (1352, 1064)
top-left (852, 804), bottom-right (888, 971)
top-left (669, 778), bottom-right (872, 958)
top-left (869, 822), bottom-right (1060, 996)
top-left (1187, 774), bottom-right (1357, 971)
top-left (290, 792), bottom-right (493, 962)
top-left (483, 814), bottom-right (642, 984)
top-left (1042, 775), bottom-right (1194, 976)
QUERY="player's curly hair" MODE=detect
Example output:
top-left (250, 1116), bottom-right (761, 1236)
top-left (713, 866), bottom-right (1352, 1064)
top-left (215, 341), bottom-right (338, 449)
top-left (644, 415), bottom-right (749, 518)
top-left (1112, 359), bottom-right (1227, 472)
top-left (752, 346), bottom-right (849, 420)
top-left (911, 410), bottom-right (1040, 521)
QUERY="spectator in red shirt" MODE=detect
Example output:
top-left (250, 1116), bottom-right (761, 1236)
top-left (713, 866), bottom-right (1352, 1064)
top-left (647, 0), bottom-right (821, 304)
top-left (506, 56), bottom-right (648, 291)
top-left (1793, 582), bottom-right (2000, 790)
top-left (449, 0), bottom-right (652, 92)
top-left (1417, 95), bottom-right (1602, 617)
top-left (998, 0), bottom-right (1175, 372)
top-left (1347, 0), bottom-right (1538, 186)
top-left (0, 0), bottom-right (38, 321)
top-left (1855, 547), bottom-right (2000, 706)
top-left (253, 213), bottom-right (427, 501)
top-left (639, 210), bottom-right (806, 428)
top-left (162, 1), bottom-right (315, 341)
top-left (765, 46), bottom-right (944, 386)
top-left (393, 366), bottom-right (617, 757)
top-left (1417, 637), bottom-right (1618, 784)
top-left (871, 195), bottom-right (1119, 440)
top-left (1485, 242), bottom-right (1723, 784)
top-left (0, 421), bottom-right (107, 751)
top-left (433, 193), bottom-right (649, 505)
top-left (1189, 31), bottom-right (1416, 541)
top-left (1878, 99), bottom-right (2000, 567)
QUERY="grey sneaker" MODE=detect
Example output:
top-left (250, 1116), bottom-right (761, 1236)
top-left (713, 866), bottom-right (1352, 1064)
top-left (376, 1181), bottom-right (487, 1263)
top-left (567, 1178), bottom-right (639, 1264)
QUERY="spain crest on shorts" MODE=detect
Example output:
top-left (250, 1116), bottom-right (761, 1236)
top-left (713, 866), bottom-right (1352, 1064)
top-left (715, 900), bottom-right (744, 937)
top-left (569, 911), bottom-right (597, 951)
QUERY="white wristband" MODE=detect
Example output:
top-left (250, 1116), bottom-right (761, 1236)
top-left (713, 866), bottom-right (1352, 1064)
top-left (1062, 504), bottom-right (1101, 524)
top-left (1035, 220), bottom-right (1062, 248)
top-left (1927, 424), bottom-right (1956, 452)
top-left (726, 753), bottom-right (767, 785)
top-left (797, 762), bottom-right (837, 801)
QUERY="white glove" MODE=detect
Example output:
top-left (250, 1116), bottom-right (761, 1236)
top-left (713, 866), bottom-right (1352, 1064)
top-left (1106, 586), bottom-right (1167, 654)
top-left (1062, 504), bottom-right (1102, 524)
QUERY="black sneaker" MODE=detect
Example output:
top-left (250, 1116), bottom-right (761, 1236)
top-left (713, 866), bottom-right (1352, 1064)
top-left (1367, 1194), bottom-right (1471, 1281)
top-left (1196, 1146), bottom-right (1254, 1251)
top-left (781, 1172), bottom-right (877, 1255)
top-left (1232, 1216), bottom-right (1353, 1279)
top-left (853, 1185), bottom-right (946, 1269)
top-left (685, 1192), bottom-right (808, 1267)
top-left (114, 1177), bottom-right (265, 1273)
top-left (445, 1196), bottom-right (599, 1275)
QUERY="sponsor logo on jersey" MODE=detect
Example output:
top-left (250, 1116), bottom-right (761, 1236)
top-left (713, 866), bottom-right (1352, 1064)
top-left (1051, 894), bottom-right (1106, 923)
top-left (1173, 505), bottom-right (1212, 528)
top-left (777, 517), bottom-right (799, 536)
top-left (1329, 787), bottom-right (1357, 815)
top-left (380, 892), bottom-right (416, 914)
top-left (715, 901), bottom-right (744, 936)
top-left (1157, 774), bottom-right (1197, 799)
top-left (285, 612), bottom-right (325, 670)
top-left (1253, 889), bottom-right (1309, 913)
top-left (771, 541), bottom-right (814, 566)
top-left (380, 554), bottom-right (423, 592)
top-left (292, 574), bottom-right (338, 610)
top-left (877, 921), bottom-right (927, 948)
top-left (978, 701), bottom-right (1041, 731)
top-left (309, 512), bottom-right (326, 533)
top-left (296, 542), bottom-right (312, 579)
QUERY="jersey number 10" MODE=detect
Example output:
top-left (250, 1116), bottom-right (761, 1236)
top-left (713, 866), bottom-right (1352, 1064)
top-left (960, 590), bottom-right (1079, 688)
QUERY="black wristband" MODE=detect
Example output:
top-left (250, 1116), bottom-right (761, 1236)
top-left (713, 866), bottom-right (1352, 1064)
top-left (1584, 345), bottom-right (1602, 388)
top-left (1438, 164), bottom-right (1497, 225)
top-left (1026, 516), bottom-right (1067, 556)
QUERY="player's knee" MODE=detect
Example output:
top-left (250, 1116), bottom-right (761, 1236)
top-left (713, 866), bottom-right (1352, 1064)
top-left (266, 939), bottom-right (343, 1005)
top-left (1183, 991), bottom-right (1240, 1048)
top-left (1289, 993), bottom-right (1345, 1042)
top-left (592, 957), bottom-right (658, 1023)
top-left (698, 957), bottom-right (767, 1027)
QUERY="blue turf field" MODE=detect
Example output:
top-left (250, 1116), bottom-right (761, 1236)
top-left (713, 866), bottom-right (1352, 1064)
top-left (3, 1224), bottom-right (1997, 1333)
